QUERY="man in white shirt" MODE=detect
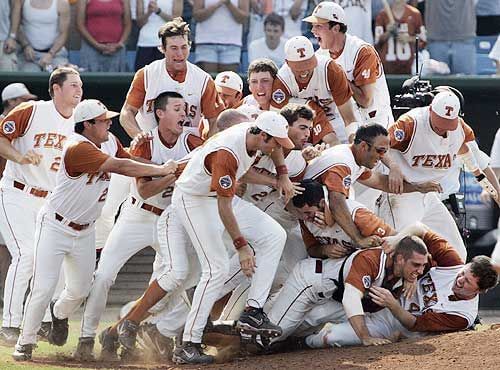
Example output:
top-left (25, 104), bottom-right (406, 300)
top-left (248, 13), bottom-right (288, 68)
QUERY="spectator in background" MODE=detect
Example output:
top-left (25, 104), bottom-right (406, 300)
top-left (247, 0), bottom-right (272, 44)
top-left (193, 0), bottom-right (249, 74)
top-left (489, 36), bottom-right (500, 75)
top-left (333, 0), bottom-right (373, 44)
top-left (273, 0), bottom-right (307, 39)
top-left (476, 0), bottom-right (500, 36)
top-left (1, 0), bottom-right (21, 71)
top-left (15, 0), bottom-right (70, 72)
top-left (76, 0), bottom-right (132, 72)
top-left (248, 12), bottom-right (287, 67)
top-left (374, 0), bottom-right (425, 75)
top-left (425, 0), bottom-right (476, 75)
top-left (135, 0), bottom-right (183, 70)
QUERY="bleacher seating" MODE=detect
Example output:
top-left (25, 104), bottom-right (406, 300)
top-left (475, 35), bottom-right (497, 75)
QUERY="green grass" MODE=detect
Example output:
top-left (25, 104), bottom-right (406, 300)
top-left (0, 320), bottom-right (113, 370)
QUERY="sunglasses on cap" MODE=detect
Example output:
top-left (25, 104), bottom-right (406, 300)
top-left (365, 141), bottom-right (388, 154)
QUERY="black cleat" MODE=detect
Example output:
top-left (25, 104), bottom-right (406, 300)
top-left (48, 300), bottom-right (68, 346)
top-left (172, 341), bottom-right (214, 364)
top-left (37, 322), bottom-right (51, 342)
top-left (237, 306), bottom-right (282, 338)
top-left (0, 326), bottom-right (20, 346)
top-left (137, 323), bottom-right (174, 360)
top-left (12, 343), bottom-right (35, 361)
top-left (117, 319), bottom-right (139, 350)
top-left (73, 337), bottom-right (95, 361)
top-left (98, 327), bottom-right (119, 361)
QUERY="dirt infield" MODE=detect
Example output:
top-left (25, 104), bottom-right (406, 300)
top-left (14, 325), bottom-right (500, 370)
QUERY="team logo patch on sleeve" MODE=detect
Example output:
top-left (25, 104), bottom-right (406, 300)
top-left (272, 89), bottom-right (285, 104)
top-left (362, 275), bottom-right (372, 289)
top-left (342, 175), bottom-right (351, 189)
top-left (219, 175), bottom-right (233, 189)
top-left (394, 129), bottom-right (405, 142)
top-left (2, 121), bottom-right (15, 135)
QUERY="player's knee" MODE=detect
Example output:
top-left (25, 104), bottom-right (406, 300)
top-left (92, 270), bottom-right (116, 290)
top-left (157, 269), bottom-right (188, 293)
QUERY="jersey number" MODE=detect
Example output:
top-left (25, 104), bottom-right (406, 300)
top-left (385, 37), bottom-right (411, 62)
top-left (50, 156), bottom-right (61, 172)
top-left (98, 188), bottom-right (108, 202)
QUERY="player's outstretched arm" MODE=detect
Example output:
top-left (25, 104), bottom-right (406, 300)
top-left (99, 156), bottom-right (176, 178)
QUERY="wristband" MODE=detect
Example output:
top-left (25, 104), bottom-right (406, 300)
top-left (276, 165), bottom-right (288, 176)
top-left (155, 8), bottom-right (162, 14)
top-left (475, 173), bottom-right (485, 182)
top-left (233, 236), bottom-right (247, 250)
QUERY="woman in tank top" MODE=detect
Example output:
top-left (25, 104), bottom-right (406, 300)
top-left (76, 0), bottom-right (132, 72)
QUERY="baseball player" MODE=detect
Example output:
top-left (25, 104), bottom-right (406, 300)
top-left (12, 99), bottom-right (177, 361)
top-left (170, 111), bottom-right (294, 364)
top-left (378, 91), bottom-right (500, 261)
top-left (304, 2), bottom-right (394, 139)
top-left (303, 123), bottom-right (441, 251)
top-left (96, 110), bottom-right (251, 358)
top-left (0, 67), bottom-right (82, 345)
top-left (215, 71), bottom-right (244, 109)
top-left (270, 36), bottom-right (360, 146)
top-left (1, 83), bottom-right (37, 120)
top-left (306, 229), bottom-right (498, 348)
top-left (74, 92), bottom-right (203, 360)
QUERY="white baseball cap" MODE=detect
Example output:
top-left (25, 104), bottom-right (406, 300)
top-left (255, 111), bottom-right (294, 149)
top-left (430, 91), bottom-right (460, 130)
top-left (215, 71), bottom-right (243, 93)
top-left (303, 1), bottom-right (346, 25)
top-left (285, 36), bottom-right (318, 70)
top-left (1, 83), bottom-right (37, 102)
top-left (74, 99), bottom-right (119, 123)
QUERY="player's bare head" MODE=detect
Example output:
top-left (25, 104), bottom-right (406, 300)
top-left (289, 179), bottom-right (325, 222)
top-left (353, 123), bottom-right (389, 169)
top-left (280, 104), bottom-right (313, 148)
top-left (469, 256), bottom-right (498, 292)
top-left (247, 59), bottom-right (278, 109)
top-left (393, 236), bottom-right (428, 282)
top-left (48, 67), bottom-right (81, 101)
top-left (154, 91), bottom-right (186, 130)
top-left (216, 109), bottom-right (248, 131)
top-left (247, 58), bottom-right (278, 80)
top-left (158, 17), bottom-right (191, 48)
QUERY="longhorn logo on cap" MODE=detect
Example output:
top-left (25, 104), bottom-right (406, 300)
top-left (444, 105), bottom-right (454, 117)
top-left (297, 47), bottom-right (306, 58)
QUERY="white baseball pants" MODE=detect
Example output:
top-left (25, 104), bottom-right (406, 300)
top-left (80, 198), bottom-right (159, 338)
top-left (377, 191), bottom-right (467, 261)
top-left (18, 209), bottom-right (96, 345)
top-left (173, 190), bottom-right (286, 343)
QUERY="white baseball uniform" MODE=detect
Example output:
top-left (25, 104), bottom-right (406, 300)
top-left (80, 128), bottom-right (202, 338)
top-left (0, 101), bottom-right (74, 329)
top-left (173, 122), bottom-right (287, 343)
top-left (489, 128), bottom-right (500, 264)
top-left (377, 108), bottom-right (477, 260)
top-left (268, 199), bottom-right (392, 340)
top-left (18, 132), bottom-right (129, 345)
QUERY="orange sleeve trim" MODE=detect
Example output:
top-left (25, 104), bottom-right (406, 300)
top-left (389, 114), bottom-right (415, 152)
top-left (358, 169), bottom-right (372, 181)
top-left (321, 165), bottom-right (351, 197)
top-left (307, 100), bottom-right (334, 145)
top-left (460, 119), bottom-right (475, 143)
top-left (207, 149), bottom-right (239, 197)
top-left (201, 78), bottom-right (225, 119)
top-left (411, 312), bottom-right (469, 332)
top-left (354, 208), bottom-right (394, 237)
top-left (65, 142), bottom-right (110, 176)
top-left (129, 140), bottom-right (152, 160)
top-left (326, 60), bottom-right (353, 106)
top-left (0, 102), bottom-right (35, 141)
top-left (422, 230), bottom-right (463, 266)
top-left (345, 249), bottom-right (383, 293)
top-left (300, 221), bottom-right (318, 249)
top-left (353, 46), bottom-right (380, 86)
top-left (186, 133), bottom-right (204, 151)
top-left (125, 68), bottom-right (146, 109)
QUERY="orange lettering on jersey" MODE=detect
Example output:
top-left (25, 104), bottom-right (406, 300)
top-left (184, 102), bottom-right (198, 119)
top-left (420, 273), bottom-right (439, 309)
top-left (422, 155), bottom-right (436, 167)
top-left (33, 133), bottom-right (46, 147)
top-left (411, 155), bottom-right (425, 167)
top-left (412, 154), bottom-right (452, 169)
top-left (86, 172), bottom-right (111, 185)
top-left (33, 133), bottom-right (67, 150)
top-left (316, 236), bottom-right (354, 249)
top-left (436, 154), bottom-right (452, 168)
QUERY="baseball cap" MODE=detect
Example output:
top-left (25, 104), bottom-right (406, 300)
top-left (285, 36), bottom-right (318, 70)
top-left (430, 91), bottom-right (460, 131)
top-left (303, 1), bottom-right (346, 25)
top-left (215, 71), bottom-right (243, 93)
top-left (74, 99), bottom-right (119, 123)
top-left (255, 111), bottom-right (294, 149)
top-left (1, 83), bottom-right (37, 102)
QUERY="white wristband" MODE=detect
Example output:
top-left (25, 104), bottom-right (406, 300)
top-left (345, 121), bottom-right (361, 138)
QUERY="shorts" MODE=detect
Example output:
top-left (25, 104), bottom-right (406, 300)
top-left (195, 43), bottom-right (241, 65)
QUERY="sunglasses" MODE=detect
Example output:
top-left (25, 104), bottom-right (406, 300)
top-left (365, 141), bottom-right (388, 155)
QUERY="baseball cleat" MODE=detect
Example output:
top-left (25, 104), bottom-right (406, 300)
top-left (117, 319), bottom-right (139, 350)
top-left (98, 327), bottom-right (119, 361)
top-left (48, 300), bottom-right (68, 346)
top-left (206, 320), bottom-right (239, 336)
top-left (172, 341), bottom-right (214, 364)
top-left (0, 326), bottom-right (20, 346)
top-left (73, 337), bottom-right (95, 361)
top-left (12, 343), bottom-right (35, 361)
top-left (236, 306), bottom-right (282, 338)
top-left (137, 323), bottom-right (174, 360)
top-left (37, 322), bottom-right (51, 342)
